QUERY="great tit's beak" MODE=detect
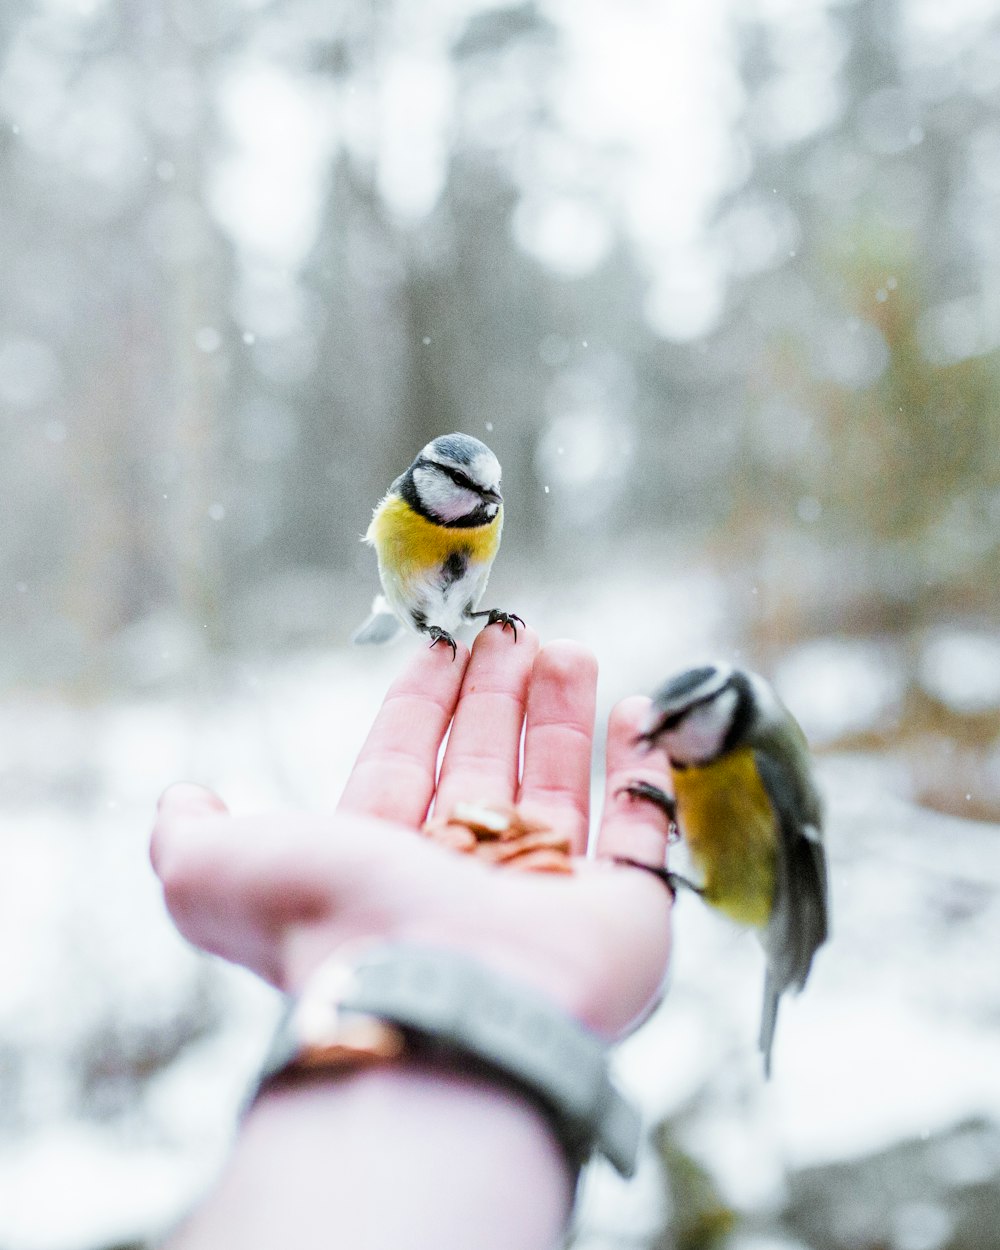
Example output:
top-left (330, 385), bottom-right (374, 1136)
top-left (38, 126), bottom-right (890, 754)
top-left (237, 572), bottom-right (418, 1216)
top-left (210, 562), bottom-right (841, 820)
top-left (634, 702), bottom-right (688, 749)
top-left (634, 706), bottom-right (663, 750)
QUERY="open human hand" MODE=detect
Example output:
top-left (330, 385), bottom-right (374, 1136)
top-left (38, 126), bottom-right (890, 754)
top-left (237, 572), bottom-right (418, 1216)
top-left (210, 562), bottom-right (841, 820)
top-left (151, 627), bottom-right (675, 1039)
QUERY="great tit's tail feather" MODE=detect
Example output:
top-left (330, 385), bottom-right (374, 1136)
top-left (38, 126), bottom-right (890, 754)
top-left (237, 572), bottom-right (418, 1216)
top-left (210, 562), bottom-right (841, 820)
top-left (759, 972), bottom-right (781, 1080)
top-left (352, 596), bottom-right (403, 646)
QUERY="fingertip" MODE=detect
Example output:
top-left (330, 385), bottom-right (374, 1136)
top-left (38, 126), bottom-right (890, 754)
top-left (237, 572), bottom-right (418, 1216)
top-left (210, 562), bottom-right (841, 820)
top-left (470, 620), bottom-right (540, 659)
top-left (156, 782), bottom-right (228, 816)
top-left (433, 639), bottom-right (471, 668)
top-left (607, 695), bottom-right (654, 741)
top-left (423, 637), bottom-right (471, 665)
top-left (151, 784), bottom-right (225, 879)
top-left (536, 638), bottom-right (598, 686)
top-left (606, 695), bottom-right (670, 778)
top-left (392, 638), bottom-right (470, 694)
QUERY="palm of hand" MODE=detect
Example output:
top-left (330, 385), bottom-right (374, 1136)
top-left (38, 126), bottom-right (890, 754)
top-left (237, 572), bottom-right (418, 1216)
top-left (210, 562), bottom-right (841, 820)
top-left (152, 628), bottom-right (675, 1040)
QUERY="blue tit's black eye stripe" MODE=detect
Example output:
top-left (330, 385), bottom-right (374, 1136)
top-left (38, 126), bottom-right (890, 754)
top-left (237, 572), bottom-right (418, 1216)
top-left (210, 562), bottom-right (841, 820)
top-left (443, 466), bottom-right (481, 493)
top-left (413, 456), bottom-right (484, 496)
top-left (439, 464), bottom-right (485, 495)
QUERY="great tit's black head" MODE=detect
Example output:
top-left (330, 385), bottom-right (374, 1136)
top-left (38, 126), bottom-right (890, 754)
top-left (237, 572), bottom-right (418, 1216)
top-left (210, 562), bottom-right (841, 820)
top-left (639, 663), bottom-right (768, 767)
top-left (408, 432), bottom-right (502, 525)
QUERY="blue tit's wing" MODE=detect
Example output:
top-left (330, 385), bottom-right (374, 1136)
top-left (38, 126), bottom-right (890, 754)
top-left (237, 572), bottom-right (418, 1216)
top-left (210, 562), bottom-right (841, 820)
top-left (753, 748), bottom-right (829, 1075)
top-left (352, 595), bottom-right (404, 646)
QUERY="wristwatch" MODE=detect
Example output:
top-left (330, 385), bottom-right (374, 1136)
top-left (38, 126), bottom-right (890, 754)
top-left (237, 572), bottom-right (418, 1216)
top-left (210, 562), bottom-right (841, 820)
top-left (252, 941), bottom-right (642, 1180)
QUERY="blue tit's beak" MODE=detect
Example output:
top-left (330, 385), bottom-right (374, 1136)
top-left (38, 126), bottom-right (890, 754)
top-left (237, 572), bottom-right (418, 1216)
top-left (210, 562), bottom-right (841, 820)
top-left (482, 487), bottom-right (503, 506)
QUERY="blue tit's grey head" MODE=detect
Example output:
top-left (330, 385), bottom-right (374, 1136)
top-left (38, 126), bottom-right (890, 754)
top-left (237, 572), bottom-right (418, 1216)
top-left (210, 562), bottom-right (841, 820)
top-left (409, 432), bottom-right (502, 525)
top-left (640, 663), bottom-right (778, 766)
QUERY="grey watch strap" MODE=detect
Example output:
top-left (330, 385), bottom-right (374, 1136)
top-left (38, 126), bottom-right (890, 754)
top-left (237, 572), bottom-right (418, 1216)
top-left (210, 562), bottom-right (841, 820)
top-left (257, 942), bottom-right (642, 1179)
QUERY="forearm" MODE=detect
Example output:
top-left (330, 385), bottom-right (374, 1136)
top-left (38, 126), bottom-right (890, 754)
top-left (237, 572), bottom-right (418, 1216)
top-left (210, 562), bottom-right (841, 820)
top-left (165, 1063), bottom-right (575, 1250)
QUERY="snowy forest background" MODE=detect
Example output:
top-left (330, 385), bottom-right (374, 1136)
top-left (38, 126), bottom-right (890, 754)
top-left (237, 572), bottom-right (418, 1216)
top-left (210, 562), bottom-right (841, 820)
top-left (2, 0), bottom-right (1000, 1247)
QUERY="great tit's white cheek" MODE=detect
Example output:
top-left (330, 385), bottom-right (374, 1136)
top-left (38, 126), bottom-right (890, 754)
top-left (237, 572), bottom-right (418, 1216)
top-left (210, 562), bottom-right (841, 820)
top-left (669, 687), bottom-right (739, 766)
top-left (657, 726), bottom-right (685, 763)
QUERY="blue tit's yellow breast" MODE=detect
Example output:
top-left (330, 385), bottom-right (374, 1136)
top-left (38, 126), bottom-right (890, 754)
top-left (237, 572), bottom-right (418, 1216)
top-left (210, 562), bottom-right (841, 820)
top-left (366, 493), bottom-right (503, 577)
top-left (672, 747), bottom-right (778, 929)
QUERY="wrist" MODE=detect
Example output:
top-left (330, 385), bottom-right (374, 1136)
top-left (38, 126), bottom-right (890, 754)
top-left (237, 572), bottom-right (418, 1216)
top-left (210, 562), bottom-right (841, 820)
top-left (170, 1064), bottom-right (574, 1250)
top-left (251, 939), bottom-right (642, 1181)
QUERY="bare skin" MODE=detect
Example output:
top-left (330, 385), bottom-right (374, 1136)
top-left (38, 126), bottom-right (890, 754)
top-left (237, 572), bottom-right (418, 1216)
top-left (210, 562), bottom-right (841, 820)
top-left (152, 627), bottom-right (675, 1250)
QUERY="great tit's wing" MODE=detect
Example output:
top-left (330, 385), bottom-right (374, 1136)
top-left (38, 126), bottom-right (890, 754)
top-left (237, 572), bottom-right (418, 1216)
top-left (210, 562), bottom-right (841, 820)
top-left (759, 970), bottom-right (781, 1080)
top-left (753, 748), bottom-right (829, 1075)
top-left (352, 595), bottom-right (404, 646)
top-left (754, 748), bottom-right (829, 983)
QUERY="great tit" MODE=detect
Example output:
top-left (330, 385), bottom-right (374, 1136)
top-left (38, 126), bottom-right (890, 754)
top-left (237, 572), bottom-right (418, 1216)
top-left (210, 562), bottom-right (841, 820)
top-left (620, 664), bottom-right (829, 1077)
top-left (353, 432), bottom-right (522, 658)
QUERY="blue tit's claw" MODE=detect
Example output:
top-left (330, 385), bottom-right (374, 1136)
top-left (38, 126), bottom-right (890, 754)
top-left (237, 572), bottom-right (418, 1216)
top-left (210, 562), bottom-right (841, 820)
top-left (488, 609), bottom-right (525, 640)
top-left (470, 608), bottom-right (525, 641)
top-left (428, 626), bottom-right (458, 661)
top-left (617, 780), bottom-right (680, 842)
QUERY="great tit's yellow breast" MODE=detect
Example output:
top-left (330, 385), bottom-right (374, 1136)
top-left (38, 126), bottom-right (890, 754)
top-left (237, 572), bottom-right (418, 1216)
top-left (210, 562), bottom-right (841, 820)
top-left (367, 493), bottom-right (503, 580)
top-left (672, 747), bottom-right (778, 929)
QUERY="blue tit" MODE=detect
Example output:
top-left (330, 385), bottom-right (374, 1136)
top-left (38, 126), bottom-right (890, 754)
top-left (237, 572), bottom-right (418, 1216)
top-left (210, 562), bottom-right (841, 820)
top-left (353, 432), bottom-right (523, 658)
top-left (619, 664), bottom-right (829, 1077)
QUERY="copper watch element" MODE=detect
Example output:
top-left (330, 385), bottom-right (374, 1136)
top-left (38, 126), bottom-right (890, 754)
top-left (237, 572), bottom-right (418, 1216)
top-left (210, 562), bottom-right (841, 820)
top-left (287, 957), bottom-right (407, 1070)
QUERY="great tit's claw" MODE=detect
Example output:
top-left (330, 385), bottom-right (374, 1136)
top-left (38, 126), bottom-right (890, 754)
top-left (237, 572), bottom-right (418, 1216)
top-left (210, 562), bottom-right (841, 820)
top-left (668, 870), bottom-right (704, 897)
top-left (612, 857), bottom-right (677, 899)
top-left (617, 780), bottom-right (680, 841)
top-left (428, 627), bottom-right (458, 660)
top-left (611, 858), bottom-right (703, 901)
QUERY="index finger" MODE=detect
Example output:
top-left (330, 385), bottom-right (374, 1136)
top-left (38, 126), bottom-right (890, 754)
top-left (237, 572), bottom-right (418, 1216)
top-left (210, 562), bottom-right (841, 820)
top-left (338, 642), bottom-right (470, 825)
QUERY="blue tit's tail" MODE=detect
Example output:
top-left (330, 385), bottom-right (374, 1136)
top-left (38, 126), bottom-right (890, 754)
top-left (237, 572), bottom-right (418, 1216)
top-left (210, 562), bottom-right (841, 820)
top-left (759, 971), bottom-right (781, 1080)
top-left (352, 595), bottom-right (403, 646)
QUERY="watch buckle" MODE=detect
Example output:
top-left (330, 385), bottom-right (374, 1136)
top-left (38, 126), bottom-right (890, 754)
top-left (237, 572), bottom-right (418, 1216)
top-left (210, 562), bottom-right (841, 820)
top-left (289, 954), bottom-right (407, 1070)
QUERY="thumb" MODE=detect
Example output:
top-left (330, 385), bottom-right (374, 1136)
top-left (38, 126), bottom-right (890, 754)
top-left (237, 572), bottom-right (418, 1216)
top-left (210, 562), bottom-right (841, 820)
top-left (156, 781), bottom-right (229, 817)
top-left (151, 782), bottom-right (228, 875)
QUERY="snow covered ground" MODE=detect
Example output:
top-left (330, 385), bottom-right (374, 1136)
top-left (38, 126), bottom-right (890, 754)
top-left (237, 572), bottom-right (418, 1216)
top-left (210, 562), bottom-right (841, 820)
top-left (2, 568), bottom-right (999, 1249)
